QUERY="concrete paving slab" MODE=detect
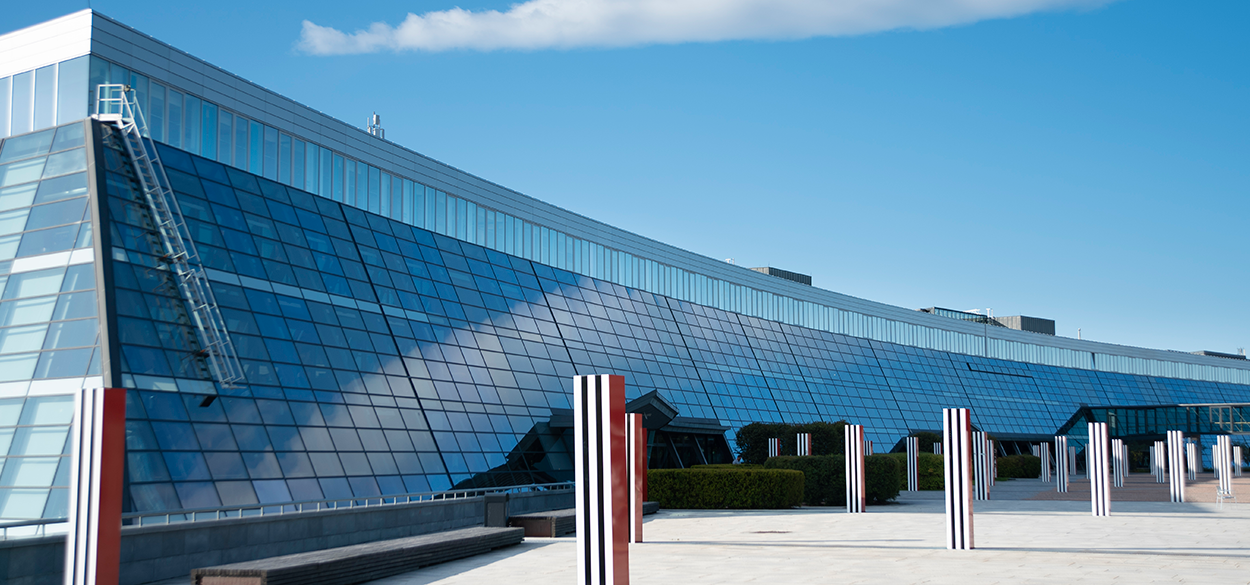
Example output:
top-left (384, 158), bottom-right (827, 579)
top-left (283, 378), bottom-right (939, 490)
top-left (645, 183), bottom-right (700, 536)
top-left (366, 482), bottom-right (1250, 585)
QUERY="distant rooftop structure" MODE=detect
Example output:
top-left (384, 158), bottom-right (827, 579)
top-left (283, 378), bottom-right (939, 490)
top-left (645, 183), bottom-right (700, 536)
top-left (920, 308), bottom-right (1055, 336)
top-left (1191, 350), bottom-right (1247, 361)
top-left (749, 267), bottom-right (812, 286)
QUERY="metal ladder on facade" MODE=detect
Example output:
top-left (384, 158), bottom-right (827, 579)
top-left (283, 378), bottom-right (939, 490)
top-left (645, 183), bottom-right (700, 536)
top-left (94, 84), bottom-right (245, 389)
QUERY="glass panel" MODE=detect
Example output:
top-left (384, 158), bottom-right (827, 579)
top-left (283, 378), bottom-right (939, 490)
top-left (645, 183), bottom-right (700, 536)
top-left (184, 95), bottom-right (201, 155)
top-left (2, 268), bottom-right (63, 300)
top-left (41, 149), bottom-right (86, 178)
top-left (0, 296), bottom-right (57, 326)
top-left (148, 82), bottom-right (165, 142)
top-left (55, 56), bottom-right (89, 125)
top-left (33, 65), bottom-right (57, 131)
top-left (34, 173), bottom-right (87, 204)
top-left (0, 353), bottom-right (38, 382)
top-left (263, 126), bottom-right (278, 181)
top-left (43, 319), bottom-right (97, 349)
top-left (51, 124), bottom-right (84, 152)
top-left (0, 77), bottom-right (10, 138)
top-left (292, 138), bottom-right (304, 189)
top-left (249, 120), bottom-right (263, 175)
top-left (0, 129), bottom-right (53, 163)
top-left (11, 71), bottom-right (33, 135)
top-left (167, 89), bottom-right (183, 148)
top-left (332, 154), bottom-right (344, 203)
top-left (278, 133), bottom-right (291, 185)
top-left (217, 110), bottom-right (232, 164)
top-left (25, 197), bottom-right (85, 230)
top-left (234, 116), bottom-right (248, 169)
top-left (16, 225), bottom-right (77, 257)
top-left (0, 324), bottom-right (46, 354)
top-left (201, 101), bottom-right (217, 158)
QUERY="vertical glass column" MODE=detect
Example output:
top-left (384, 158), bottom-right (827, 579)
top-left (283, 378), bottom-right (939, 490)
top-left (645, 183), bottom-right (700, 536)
top-left (263, 126), bottom-right (278, 180)
top-left (291, 138), bottom-right (305, 189)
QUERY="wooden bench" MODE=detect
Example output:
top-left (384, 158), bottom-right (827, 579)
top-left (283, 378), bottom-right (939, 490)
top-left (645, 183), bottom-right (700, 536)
top-left (509, 503), bottom-right (660, 537)
top-left (191, 526), bottom-right (523, 585)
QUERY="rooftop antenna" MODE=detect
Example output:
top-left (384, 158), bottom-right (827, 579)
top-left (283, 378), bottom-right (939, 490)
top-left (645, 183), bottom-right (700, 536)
top-left (367, 112), bottom-right (384, 139)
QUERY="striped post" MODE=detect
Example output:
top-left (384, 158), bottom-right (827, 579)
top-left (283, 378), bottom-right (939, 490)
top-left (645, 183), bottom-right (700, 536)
top-left (574, 375), bottom-right (629, 585)
top-left (796, 433), bottom-right (811, 456)
top-left (1040, 443), bottom-right (1052, 483)
top-left (627, 413), bottom-right (646, 544)
top-left (1186, 441), bottom-right (1198, 482)
top-left (972, 432), bottom-right (990, 501)
top-left (906, 436), bottom-right (919, 492)
top-left (1216, 436), bottom-right (1233, 501)
top-left (865, 440), bottom-right (874, 457)
top-left (1055, 436), bottom-right (1069, 493)
top-left (768, 438), bottom-right (780, 458)
top-left (1111, 438), bottom-right (1125, 488)
top-left (1069, 446), bottom-right (1078, 477)
top-left (1031, 444), bottom-right (1039, 457)
top-left (1166, 430), bottom-right (1185, 504)
top-left (1235, 446), bottom-right (1244, 478)
top-left (934, 443), bottom-right (942, 455)
top-left (943, 409), bottom-right (974, 550)
top-left (1123, 444), bottom-right (1130, 478)
top-left (1088, 422), bottom-right (1110, 517)
top-left (66, 388), bottom-right (127, 585)
top-left (1152, 441), bottom-right (1165, 483)
top-left (845, 424), bottom-right (866, 513)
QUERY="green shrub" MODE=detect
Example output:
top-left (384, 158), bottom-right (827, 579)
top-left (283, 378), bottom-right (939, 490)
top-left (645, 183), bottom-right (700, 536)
top-left (765, 454), bottom-right (902, 505)
top-left (735, 421), bottom-right (848, 464)
top-left (886, 452), bottom-right (945, 490)
top-left (647, 467), bottom-right (804, 509)
top-left (996, 455), bottom-right (1041, 479)
top-left (864, 455), bottom-right (902, 503)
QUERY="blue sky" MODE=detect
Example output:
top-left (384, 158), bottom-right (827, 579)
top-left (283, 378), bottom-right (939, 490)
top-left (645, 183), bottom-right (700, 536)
top-left (9, 0), bottom-right (1249, 355)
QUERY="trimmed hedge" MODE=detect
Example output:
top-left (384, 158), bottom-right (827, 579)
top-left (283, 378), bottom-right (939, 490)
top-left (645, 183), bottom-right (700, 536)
top-left (648, 467), bottom-right (804, 509)
top-left (765, 454), bottom-right (902, 505)
top-left (736, 421), bottom-right (847, 464)
top-left (996, 454), bottom-right (1041, 479)
top-left (887, 452), bottom-right (945, 490)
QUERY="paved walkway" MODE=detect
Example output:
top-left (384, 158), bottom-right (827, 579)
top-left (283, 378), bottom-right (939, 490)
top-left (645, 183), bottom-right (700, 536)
top-left (367, 480), bottom-right (1250, 585)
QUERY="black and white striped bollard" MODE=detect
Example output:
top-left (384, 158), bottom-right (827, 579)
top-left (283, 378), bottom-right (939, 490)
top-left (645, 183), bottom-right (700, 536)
top-left (1088, 422), bottom-right (1110, 517)
top-left (1166, 430), bottom-right (1185, 503)
top-left (1055, 436), bottom-right (1069, 493)
top-left (845, 424), bottom-right (866, 513)
top-left (906, 436), bottom-right (919, 492)
top-left (797, 433), bottom-right (811, 456)
top-left (768, 437), bottom-right (780, 458)
top-left (574, 375), bottom-right (629, 585)
top-left (943, 408), bottom-right (974, 550)
top-left (973, 431), bottom-right (990, 501)
top-left (1111, 438), bottom-right (1125, 488)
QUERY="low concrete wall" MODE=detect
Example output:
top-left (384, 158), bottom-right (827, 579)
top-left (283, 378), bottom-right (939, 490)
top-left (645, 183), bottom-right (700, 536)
top-left (0, 490), bottom-right (573, 585)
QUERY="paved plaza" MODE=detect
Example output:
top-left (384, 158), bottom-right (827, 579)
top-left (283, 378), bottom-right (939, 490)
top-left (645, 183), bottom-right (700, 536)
top-left (366, 477), bottom-right (1250, 585)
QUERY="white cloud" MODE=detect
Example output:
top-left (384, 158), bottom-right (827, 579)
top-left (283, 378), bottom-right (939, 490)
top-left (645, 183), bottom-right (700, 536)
top-left (297, 0), bottom-right (1117, 55)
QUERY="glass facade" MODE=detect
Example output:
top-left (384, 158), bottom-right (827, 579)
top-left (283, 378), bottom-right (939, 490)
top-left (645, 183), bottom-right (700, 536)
top-left (0, 121), bottom-right (102, 520)
top-left (5, 48), bottom-right (1248, 387)
top-left (4, 121), bottom-right (1249, 521)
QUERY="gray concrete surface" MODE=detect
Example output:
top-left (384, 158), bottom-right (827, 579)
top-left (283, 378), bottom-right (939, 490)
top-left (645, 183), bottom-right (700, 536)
top-left (365, 480), bottom-right (1250, 585)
